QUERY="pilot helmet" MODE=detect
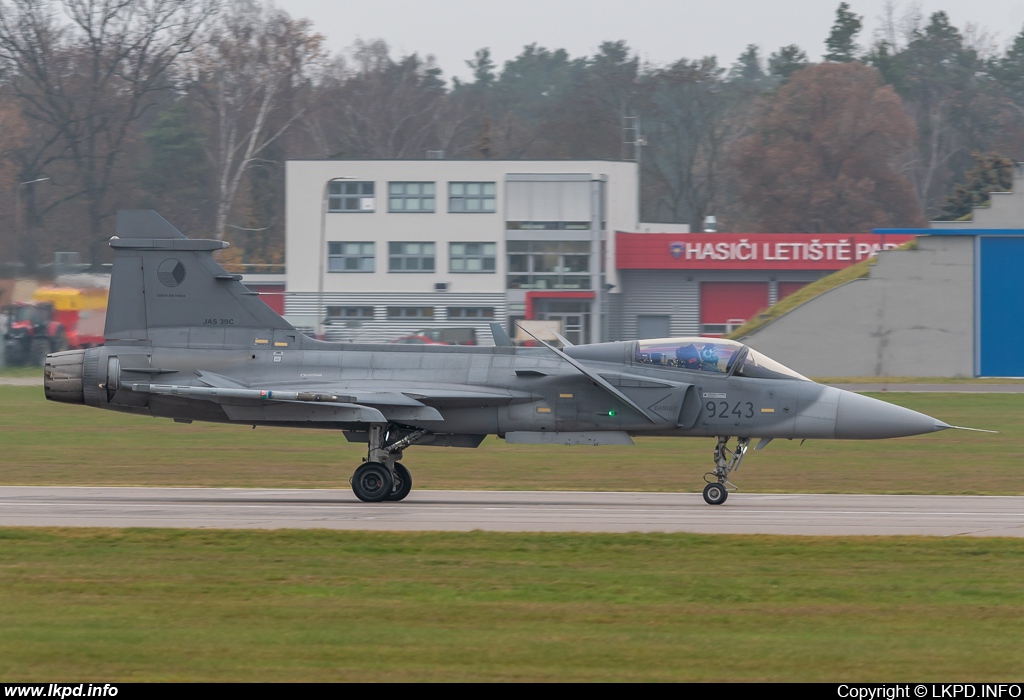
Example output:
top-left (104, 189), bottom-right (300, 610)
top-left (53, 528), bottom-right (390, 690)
top-left (700, 344), bottom-right (719, 365)
top-left (675, 343), bottom-right (699, 366)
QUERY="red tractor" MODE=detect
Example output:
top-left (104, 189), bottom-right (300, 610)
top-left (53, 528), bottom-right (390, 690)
top-left (2, 301), bottom-right (69, 366)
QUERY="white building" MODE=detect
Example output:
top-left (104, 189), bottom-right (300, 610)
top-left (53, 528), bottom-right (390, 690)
top-left (285, 160), bottom-right (639, 344)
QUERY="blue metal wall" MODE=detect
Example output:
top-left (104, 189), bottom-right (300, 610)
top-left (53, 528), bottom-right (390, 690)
top-left (979, 236), bottom-right (1024, 377)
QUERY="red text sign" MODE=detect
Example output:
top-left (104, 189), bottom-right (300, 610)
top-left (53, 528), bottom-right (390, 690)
top-left (616, 232), bottom-right (918, 270)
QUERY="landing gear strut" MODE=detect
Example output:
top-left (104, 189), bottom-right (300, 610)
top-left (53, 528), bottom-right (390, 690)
top-left (702, 436), bottom-right (750, 505)
top-left (351, 424), bottom-right (427, 503)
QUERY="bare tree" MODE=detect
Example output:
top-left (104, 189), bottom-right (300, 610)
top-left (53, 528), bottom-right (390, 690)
top-left (0, 0), bottom-right (217, 266)
top-left (192, 0), bottom-right (324, 240)
top-left (640, 57), bottom-right (742, 226)
top-left (0, 92), bottom-right (62, 270)
top-left (306, 40), bottom-right (474, 160)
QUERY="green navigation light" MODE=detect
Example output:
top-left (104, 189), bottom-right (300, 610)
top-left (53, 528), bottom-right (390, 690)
top-left (607, 410), bottom-right (617, 417)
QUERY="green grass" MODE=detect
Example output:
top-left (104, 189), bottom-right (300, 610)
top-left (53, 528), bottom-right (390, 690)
top-left (813, 376), bottom-right (1024, 384)
top-left (1, 528), bottom-right (1023, 681)
top-left (1, 386), bottom-right (1021, 494)
top-left (0, 365), bottom-right (43, 378)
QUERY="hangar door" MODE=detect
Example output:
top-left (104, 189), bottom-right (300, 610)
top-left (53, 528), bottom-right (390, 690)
top-left (700, 282), bottom-right (769, 336)
top-left (979, 236), bottom-right (1024, 376)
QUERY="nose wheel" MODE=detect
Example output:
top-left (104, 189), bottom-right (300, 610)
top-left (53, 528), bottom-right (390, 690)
top-left (702, 482), bottom-right (728, 505)
top-left (701, 436), bottom-right (750, 505)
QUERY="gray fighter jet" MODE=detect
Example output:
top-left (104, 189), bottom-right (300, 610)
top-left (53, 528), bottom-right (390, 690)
top-left (44, 212), bottom-right (967, 505)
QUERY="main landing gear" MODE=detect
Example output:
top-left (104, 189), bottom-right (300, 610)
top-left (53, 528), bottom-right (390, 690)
top-left (702, 436), bottom-right (750, 505)
top-left (350, 424), bottom-right (427, 503)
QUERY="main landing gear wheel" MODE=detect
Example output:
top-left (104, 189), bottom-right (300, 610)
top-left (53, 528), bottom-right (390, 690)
top-left (703, 482), bottom-right (728, 505)
top-left (355, 424), bottom-right (430, 504)
top-left (351, 462), bottom-right (394, 503)
top-left (385, 462), bottom-right (412, 502)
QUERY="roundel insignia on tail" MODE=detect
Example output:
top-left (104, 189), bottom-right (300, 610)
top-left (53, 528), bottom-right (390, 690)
top-left (157, 258), bottom-right (187, 287)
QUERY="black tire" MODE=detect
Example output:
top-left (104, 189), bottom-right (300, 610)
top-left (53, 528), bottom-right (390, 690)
top-left (352, 462), bottom-right (394, 503)
top-left (703, 482), bottom-right (728, 505)
top-left (385, 462), bottom-right (412, 502)
top-left (29, 338), bottom-right (48, 366)
top-left (3, 341), bottom-right (26, 366)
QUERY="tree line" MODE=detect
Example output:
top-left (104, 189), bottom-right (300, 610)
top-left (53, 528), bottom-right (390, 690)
top-left (1, 0), bottom-right (1023, 272)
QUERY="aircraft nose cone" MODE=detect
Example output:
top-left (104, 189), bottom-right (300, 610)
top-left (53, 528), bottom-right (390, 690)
top-left (835, 391), bottom-right (950, 439)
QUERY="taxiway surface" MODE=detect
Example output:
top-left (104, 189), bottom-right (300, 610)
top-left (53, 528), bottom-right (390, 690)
top-left (1, 487), bottom-right (1023, 537)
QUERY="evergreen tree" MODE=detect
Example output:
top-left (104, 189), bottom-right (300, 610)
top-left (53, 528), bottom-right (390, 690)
top-left (140, 101), bottom-right (212, 235)
top-left (769, 45), bottom-right (809, 82)
top-left (867, 11), bottom-right (996, 214)
top-left (467, 48), bottom-right (496, 88)
top-left (994, 25), bottom-right (1024, 105)
top-left (729, 44), bottom-right (765, 83)
top-left (936, 152), bottom-right (1016, 221)
top-left (142, 102), bottom-right (206, 189)
top-left (824, 2), bottom-right (862, 62)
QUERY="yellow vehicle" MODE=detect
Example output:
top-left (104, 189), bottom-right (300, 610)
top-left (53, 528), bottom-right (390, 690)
top-left (30, 285), bottom-right (108, 349)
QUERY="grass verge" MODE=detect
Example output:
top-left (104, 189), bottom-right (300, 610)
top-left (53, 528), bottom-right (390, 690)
top-left (814, 377), bottom-right (1024, 384)
top-left (0, 366), bottom-right (43, 379)
top-left (1, 386), bottom-right (1021, 494)
top-left (1, 528), bottom-right (1023, 681)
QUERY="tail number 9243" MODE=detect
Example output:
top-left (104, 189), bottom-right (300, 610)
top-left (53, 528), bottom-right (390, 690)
top-left (705, 401), bottom-right (755, 419)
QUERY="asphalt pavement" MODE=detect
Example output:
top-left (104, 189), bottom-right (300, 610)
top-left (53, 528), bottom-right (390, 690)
top-left (2, 487), bottom-right (1022, 537)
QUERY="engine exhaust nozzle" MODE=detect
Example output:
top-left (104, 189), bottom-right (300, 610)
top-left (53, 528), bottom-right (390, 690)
top-left (44, 349), bottom-right (86, 405)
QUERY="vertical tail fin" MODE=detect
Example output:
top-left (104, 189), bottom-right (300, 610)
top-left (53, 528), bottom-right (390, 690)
top-left (104, 211), bottom-right (292, 343)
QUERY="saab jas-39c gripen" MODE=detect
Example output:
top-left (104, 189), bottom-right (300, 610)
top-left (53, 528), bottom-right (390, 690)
top-left (43, 212), bottom-right (973, 506)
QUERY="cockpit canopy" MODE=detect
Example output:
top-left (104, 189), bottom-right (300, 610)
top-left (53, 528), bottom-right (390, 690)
top-left (634, 337), bottom-right (809, 381)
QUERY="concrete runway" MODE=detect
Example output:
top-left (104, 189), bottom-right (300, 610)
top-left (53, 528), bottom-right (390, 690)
top-left (1, 487), bottom-right (1023, 537)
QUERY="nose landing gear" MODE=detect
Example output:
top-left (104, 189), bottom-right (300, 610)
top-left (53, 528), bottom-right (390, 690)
top-left (702, 436), bottom-right (750, 505)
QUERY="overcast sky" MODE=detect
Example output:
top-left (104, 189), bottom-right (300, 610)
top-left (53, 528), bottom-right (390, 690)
top-left (274, 0), bottom-right (1024, 82)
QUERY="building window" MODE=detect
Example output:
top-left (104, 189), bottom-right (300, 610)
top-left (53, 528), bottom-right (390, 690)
top-left (449, 182), bottom-right (496, 213)
top-left (506, 241), bottom-right (591, 290)
top-left (326, 306), bottom-right (374, 319)
top-left (327, 181), bottom-right (375, 212)
top-left (448, 307), bottom-right (495, 319)
top-left (327, 242), bottom-right (374, 272)
top-left (387, 306), bottom-right (435, 319)
top-left (506, 221), bottom-right (590, 231)
top-left (389, 242), bottom-right (435, 272)
top-left (389, 182), bottom-right (435, 213)
top-left (449, 242), bottom-right (496, 273)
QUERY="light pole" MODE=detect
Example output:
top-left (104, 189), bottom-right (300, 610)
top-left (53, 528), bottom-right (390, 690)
top-left (14, 177), bottom-right (50, 250)
top-left (316, 176), bottom-right (359, 340)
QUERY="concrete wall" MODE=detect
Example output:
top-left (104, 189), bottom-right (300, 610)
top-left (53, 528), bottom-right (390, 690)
top-left (740, 236), bottom-right (975, 377)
